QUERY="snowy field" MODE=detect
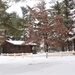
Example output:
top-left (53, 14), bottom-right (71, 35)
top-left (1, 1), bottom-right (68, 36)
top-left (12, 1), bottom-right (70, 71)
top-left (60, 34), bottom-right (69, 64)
top-left (0, 53), bottom-right (75, 75)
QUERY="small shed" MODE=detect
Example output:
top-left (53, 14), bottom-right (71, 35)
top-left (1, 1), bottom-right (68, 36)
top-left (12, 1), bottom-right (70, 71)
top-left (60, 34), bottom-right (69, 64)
top-left (1, 40), bottom-right (36, 53)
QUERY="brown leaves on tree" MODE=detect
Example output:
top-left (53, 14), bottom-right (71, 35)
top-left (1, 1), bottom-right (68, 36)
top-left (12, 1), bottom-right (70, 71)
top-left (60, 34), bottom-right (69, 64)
top-left (26, 4), bottom-right (69, 47)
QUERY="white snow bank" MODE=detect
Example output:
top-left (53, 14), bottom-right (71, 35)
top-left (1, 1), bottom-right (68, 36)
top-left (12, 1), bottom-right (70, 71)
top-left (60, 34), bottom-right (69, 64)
top-left (0, 53), bottom-right (75, 75)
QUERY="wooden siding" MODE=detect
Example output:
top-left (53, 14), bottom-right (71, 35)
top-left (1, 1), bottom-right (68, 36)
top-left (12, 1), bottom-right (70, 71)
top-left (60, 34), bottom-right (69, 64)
top-left (1, 41), bottom-right (33, 53)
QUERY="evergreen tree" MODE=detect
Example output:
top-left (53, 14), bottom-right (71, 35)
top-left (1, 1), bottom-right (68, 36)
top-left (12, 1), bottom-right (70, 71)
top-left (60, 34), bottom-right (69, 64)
top-left (62, 0), bottom-right (73, 29)
top-left (52, 1), bottom-right (61, 15)
top-left (6, 13), bottom-right (23, 40)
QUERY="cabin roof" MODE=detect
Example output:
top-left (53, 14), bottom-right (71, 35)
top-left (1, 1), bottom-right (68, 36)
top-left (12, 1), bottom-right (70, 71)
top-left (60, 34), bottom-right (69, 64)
top-left (1, 40), bottom-right (37, 46)
top-left (6, 40), bottom-right (24, 45)
top-left (25, 42), bottom-right (37, 45)
top-left (68, 36), bottom-right (75, 41)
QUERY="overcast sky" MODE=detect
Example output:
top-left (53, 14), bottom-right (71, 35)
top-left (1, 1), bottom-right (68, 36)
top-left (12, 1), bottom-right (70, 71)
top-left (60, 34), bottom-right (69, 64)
top-left (6, 0), bottom-right (62, 17)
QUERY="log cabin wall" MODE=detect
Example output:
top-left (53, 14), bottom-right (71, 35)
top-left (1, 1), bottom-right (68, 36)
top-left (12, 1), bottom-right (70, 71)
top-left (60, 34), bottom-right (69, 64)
top-left (1, 41), bottom-right (33, 53)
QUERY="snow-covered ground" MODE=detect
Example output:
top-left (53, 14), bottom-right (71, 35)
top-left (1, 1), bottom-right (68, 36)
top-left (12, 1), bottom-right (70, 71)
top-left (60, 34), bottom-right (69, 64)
top-left (0, 53), bottom-right (75, 75)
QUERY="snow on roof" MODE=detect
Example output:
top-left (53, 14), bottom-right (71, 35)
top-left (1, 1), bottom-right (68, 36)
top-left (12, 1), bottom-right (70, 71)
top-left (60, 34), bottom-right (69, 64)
top-left (68, 36), bottom-right (75, 41)
top-left (25, 42), bottom-right (37, 45)
top-left (6, 40), bottom-right (37, 45)
top-left (6, 40), bottom-right (24, 45)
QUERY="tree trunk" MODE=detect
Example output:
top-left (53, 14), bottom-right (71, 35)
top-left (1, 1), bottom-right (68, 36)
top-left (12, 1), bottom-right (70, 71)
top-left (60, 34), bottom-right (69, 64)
top-left (62, 47), bottom-right (65, 51)
top-left (68, 41), bottom-right (73, 51)
top-left (45, 43), bottom-right (48, 52)
top-left (74, 39), bottom-right (75, 51)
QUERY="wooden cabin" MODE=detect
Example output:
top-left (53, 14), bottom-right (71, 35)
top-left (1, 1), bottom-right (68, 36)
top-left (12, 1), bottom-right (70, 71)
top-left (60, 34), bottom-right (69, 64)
top-left (0, 40), bottom-right (36, 53)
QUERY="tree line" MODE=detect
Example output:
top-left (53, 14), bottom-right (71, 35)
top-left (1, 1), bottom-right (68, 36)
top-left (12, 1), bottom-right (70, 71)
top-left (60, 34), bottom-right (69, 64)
top-left (0, 0), bottom-right (75, 51)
